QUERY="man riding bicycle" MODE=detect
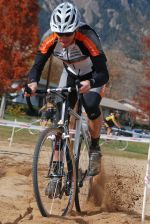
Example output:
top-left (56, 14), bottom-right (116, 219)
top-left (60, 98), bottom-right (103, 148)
top-left (27, 2), bottom-right (109, 179)
top-left (104, 110), bottom-right (124, 135)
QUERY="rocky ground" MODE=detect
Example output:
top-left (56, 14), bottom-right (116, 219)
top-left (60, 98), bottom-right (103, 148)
top-left (0, 141), bottom-right (150, 224)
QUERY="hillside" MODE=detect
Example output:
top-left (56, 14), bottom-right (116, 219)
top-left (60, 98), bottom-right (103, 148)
top-left (105, 49), bottom-right (144, 100)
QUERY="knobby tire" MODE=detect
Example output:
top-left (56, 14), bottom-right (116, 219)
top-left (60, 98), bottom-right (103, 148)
top-left (32, 127), bottom-right (76, 217)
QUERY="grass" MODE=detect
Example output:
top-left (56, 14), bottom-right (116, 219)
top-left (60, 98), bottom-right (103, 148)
top-left (0, 113), bottom-right (149, 160)
top-left (100, 139), bottom-right (148, 154)
top-left (101, 140), bottom-right (149, 160)
top-left (0, 126), bottom-right (39, 145)
top-left (0, 113), bottom-right (41, 145)
top-left (4, 112), bottom-right (38, 123)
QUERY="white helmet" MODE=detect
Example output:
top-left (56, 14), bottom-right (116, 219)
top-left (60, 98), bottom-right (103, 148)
top-left (50, 2), bottom-right (80, 33)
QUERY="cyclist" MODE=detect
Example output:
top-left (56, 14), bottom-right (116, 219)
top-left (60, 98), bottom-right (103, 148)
top-left (104, 110), bottom-right (123, 135)
top-left (27, 2), bottom-right (109, 184)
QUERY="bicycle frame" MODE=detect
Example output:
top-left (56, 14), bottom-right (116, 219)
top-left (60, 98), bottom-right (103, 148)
top-left (69, 108), bottom-right (90, 158)
top-left (57, 92), bottom-right (90, 159)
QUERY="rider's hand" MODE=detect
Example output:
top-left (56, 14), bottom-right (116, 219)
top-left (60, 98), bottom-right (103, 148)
top-left (24, 82), bottom-right (37, 96)
top-left (79, 80), bottom-right (91, 94)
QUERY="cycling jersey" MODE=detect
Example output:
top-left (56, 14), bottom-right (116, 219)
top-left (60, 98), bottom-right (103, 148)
top-left (28, 24), bottom-right (109, 88)
top-left (104, 114), bottom-right (118, 127)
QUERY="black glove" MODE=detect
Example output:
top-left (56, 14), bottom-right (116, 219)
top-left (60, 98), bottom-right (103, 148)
top-left (24, 84), bottom-right (32, 95)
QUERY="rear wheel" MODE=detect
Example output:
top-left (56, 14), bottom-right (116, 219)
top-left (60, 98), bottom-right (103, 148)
top-left (75, 136), bottom-right (92, 212)
top-left (113, 130), bottom-right (129, 150)
top-left (115, 140), bottom-right (128, 151)
top-left (32, 128), bottom-right (76, 217)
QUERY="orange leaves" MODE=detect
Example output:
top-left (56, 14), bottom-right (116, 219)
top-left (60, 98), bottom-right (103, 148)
top-left (0, 0), bottom-right (39, 95)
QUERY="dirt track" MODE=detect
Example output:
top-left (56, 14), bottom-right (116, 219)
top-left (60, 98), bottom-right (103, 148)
top-left (0, 141), bottom-right (150, 224)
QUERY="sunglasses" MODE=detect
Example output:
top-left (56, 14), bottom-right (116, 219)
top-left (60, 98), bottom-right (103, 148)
top-left (56, 32), bottom-right (75, 37)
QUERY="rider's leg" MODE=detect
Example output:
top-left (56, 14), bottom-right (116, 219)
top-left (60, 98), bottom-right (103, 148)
top-left (107, 127), bottom-right (112, 135)
top-left (87, 116), bottom-right (102, 176)
top-left (88, 114), bottom-right (102, 150)
top-left (88, 114), bottom-right (102, 138)
top-left (82, 89), bottom-right (102, 176)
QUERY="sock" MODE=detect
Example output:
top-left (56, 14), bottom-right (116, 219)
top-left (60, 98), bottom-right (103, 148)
top-left (91, 137), bottom-right (100, 147)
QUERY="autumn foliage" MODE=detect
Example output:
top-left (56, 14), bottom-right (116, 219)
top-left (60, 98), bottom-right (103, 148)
top-left (0, 0), bottom-right (39, 95)
top-left (135, 35), bottom-right (150, 122)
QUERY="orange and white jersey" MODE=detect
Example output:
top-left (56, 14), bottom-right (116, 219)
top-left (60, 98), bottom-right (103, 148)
top-left (28, 23), bottom-right (109, 88)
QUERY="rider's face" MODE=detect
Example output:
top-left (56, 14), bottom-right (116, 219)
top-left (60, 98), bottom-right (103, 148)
top-left (56, 32), bottom-right (76, 48)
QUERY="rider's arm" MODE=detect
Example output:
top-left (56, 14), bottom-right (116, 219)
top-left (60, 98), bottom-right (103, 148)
top-left (27, 50), bottom-right (52, 94)
top-left (28, 51), bottom-right (51, 84)
top-left (82, 27), bottom-right (109, 88)
top-left (90, 54), bottom-right (109, 88)
top-left (80, 53), bottom-right (109, 92)
top-left (27, 51), bottom-right (53, 94)
top-left (113, 120), bottom-right (122, 129)
top-left (27, 82), bottom-right (38, 94)
top-left (89, 33), bottom-right (109, 88)
top-left (112, 115), bottom-right (122, 129)
top-left (76, 26), bottom-right (109, 88)
top-left (28, 33), bottom-right (57, 84)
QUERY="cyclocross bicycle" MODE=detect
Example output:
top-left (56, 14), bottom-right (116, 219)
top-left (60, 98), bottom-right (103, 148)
top-left (25, 82), bottom-right (92, 217)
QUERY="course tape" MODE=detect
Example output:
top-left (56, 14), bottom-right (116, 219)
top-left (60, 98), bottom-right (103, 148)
top-left (100, 134), bottom-right (150, 144)
top-left (0, 119), bottom-right (44, 131)
top-left (0, 119), bottom-right (150, 143)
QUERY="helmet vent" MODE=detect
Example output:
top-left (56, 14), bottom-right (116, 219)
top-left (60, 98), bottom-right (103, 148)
top-left (53, 16), bottom-right (56, 24)
top-left (57, 15), bottom-right (61, 23)
top-left (66, 9), bottom-right (71, 14)
top-left (65, 15), bottom-right (70, 23)
top-left (63, 25), bottom-right (67, 30)
top-left (75, 20), bottom-right (78, 26)
top-left (70, 14), bottom-right (75, 25)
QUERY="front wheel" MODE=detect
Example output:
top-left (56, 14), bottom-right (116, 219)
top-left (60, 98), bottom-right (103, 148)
top-left (75, 136), bottom-right (92, 212)
top-left (32, 128), bottom-right (76, 217)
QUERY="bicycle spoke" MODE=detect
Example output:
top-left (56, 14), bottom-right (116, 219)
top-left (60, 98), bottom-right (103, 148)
top-left (75, 138), bottom-right (92, 212)
top-left (32, 128), bottom-right (76, 217)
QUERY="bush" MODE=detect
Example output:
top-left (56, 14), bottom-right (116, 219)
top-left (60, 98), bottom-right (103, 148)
top-left (6, 104), bottom-right (27, 116)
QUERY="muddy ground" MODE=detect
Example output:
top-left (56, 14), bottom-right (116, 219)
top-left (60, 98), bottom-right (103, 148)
top-left (0, 140), bottom-right (150, 224)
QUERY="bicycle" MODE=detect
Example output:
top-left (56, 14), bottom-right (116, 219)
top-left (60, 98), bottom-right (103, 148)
top-left (25, 82), bottom-right (92, 217)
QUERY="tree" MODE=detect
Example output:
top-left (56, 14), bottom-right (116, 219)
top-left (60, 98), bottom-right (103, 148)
top-left (135, 35), bottom-right (150, 123)
top-left (0, 0), bottom-right (39, 95)
top-left (106, 50), bottom-right (126, 99)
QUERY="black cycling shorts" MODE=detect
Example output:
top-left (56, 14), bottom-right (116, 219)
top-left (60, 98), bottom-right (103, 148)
top-left (67, 75), bottom-right (102, 120)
